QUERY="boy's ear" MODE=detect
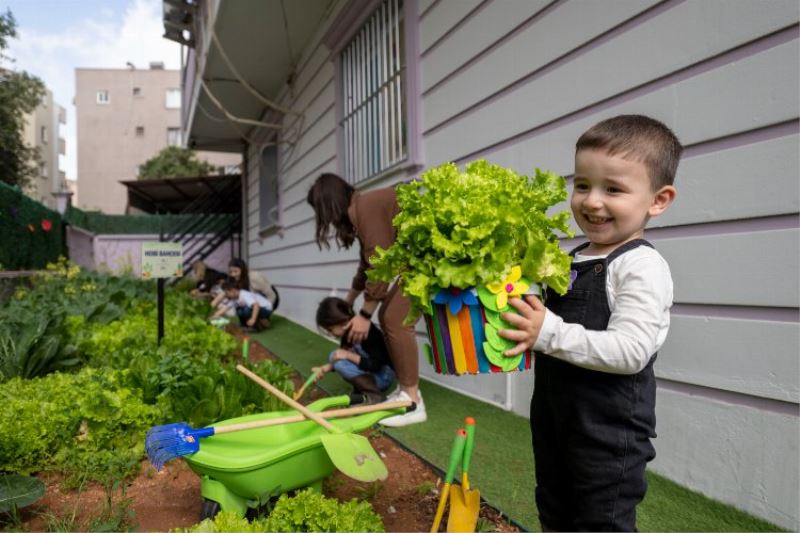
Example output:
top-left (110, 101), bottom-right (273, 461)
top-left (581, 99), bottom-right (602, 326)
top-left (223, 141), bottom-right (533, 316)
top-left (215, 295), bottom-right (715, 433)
top-left (649, 185), bottom-right (676, 217)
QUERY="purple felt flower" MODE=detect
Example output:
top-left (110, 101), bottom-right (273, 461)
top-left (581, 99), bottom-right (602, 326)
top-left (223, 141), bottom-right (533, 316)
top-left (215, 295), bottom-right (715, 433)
top-left (433, 287), bottom-right (479, 315)
top-left (567, 270), bottom-right (578, 291)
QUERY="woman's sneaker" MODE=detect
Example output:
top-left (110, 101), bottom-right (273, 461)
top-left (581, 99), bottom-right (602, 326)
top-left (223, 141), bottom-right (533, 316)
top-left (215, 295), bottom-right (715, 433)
top-left (379, 390), bottom-right (427, 427)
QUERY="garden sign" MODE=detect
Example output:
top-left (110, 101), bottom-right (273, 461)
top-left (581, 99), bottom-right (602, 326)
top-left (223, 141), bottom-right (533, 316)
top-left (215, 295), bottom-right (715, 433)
top-left (141, 242), bottom-right (183, 345)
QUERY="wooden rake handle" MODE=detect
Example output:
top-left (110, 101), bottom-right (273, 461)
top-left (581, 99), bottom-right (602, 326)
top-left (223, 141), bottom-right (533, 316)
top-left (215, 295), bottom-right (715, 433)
top-left (215, 399), bottom-right (413, 434)
top-left (237, 364), bottom-right (337, 432)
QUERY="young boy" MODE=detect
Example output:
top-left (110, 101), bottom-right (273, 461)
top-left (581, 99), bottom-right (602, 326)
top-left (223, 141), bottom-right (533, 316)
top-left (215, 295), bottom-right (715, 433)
top-left (217, 280), bottom-right (273, 331)
top-left (313, 297), bottom-right (395, 405)
top-left (499, 115), bottom-right (680, 531)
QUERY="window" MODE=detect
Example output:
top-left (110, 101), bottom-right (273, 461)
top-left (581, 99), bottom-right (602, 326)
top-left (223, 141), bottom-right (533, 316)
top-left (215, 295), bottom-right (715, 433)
top-left (96, 90), bottom-right (110, 104)
top-left (165, 88), bottom-right (181, 109)
top-left (167, 127), bottom-right (182, 146)
top-left (339, 0), bottom-right (407, 184)
top-left (135, 126), bottom-right (145, 137)
top-left (259, 145), bottom-right (280, 232)
top-left (133, 87), bottom-right (142, 97)
top-left (40, 126), bottom-right (47, 144)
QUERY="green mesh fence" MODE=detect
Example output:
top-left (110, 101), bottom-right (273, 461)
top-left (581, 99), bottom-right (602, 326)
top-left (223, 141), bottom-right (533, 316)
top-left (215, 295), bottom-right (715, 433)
top-left (64, 206), bottom-right (237, 236)
top-left (0, 181), bottom-right (65, 270)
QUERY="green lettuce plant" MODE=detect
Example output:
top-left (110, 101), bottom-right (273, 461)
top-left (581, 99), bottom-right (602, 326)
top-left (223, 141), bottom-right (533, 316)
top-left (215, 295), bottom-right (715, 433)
top-left (369, 160), bottom-right (574, 317)
top-left (175, 489), bottom-right (384, 532)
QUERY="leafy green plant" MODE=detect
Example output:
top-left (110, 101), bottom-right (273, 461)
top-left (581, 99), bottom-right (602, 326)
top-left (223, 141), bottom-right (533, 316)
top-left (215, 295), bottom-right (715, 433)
top-left (177, 490), bottom-right (385, 532)
top-left (263, 489), bottom-right (384, 532)
top-left (354, 482), bottom-right (383, 502)
top-left (0, 312), bottom-right (80, 382)
top-left (369, 160), bottom-right (573, 317)
top-left (415, 480), bottom-right (435, 496)
top-left (0, 474), bottom-right (45, 513)
top-left (0, 367), bottom-right (162, 477)
top-left (475, 516), bottom-right (496, 532)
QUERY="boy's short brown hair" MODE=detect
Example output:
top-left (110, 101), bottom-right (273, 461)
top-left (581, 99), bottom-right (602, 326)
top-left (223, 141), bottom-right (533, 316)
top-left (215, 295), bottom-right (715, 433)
top-left (576, 115), bottom-right (682, 189)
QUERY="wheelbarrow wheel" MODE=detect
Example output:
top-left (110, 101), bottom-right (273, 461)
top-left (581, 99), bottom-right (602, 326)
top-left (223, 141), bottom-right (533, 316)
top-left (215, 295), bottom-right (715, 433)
top-left (200, 498), bottom-right (221, 520)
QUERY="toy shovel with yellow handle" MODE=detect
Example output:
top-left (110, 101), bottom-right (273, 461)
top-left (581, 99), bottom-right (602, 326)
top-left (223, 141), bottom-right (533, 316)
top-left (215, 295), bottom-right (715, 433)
top-left (431, 429), bottom-right (467, 532)
top-left (448, 417), bottom-right (480, 532)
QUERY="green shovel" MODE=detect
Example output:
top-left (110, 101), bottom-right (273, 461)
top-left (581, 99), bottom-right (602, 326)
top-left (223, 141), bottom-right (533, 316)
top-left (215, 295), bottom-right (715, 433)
top-left (237, 364), bottom-right (389, 482)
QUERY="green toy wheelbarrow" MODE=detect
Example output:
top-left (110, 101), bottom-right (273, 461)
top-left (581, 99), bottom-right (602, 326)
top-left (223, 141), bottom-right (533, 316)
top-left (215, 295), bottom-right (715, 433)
top-left (176, 395), bottom-right (408, 518)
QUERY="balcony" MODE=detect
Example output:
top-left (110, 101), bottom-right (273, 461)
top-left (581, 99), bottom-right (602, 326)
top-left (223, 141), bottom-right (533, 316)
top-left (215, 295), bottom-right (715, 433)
top-left (167, 0), bottom-right (330, 153)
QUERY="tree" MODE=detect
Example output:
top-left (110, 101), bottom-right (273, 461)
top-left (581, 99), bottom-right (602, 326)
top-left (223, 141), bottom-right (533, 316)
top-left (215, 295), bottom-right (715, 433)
top-left (0, 10), bottom-right (46, 189)
top-left (137, 146), bottom-right (220, 180)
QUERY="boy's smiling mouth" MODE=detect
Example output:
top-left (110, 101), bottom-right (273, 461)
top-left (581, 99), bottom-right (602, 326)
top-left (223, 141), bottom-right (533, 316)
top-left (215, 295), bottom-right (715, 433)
top-left (584, 214), bottom-right (611, 225)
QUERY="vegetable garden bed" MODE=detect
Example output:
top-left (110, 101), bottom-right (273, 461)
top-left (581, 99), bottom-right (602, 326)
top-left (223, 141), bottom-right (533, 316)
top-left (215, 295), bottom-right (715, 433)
top-left (1, 260), bottom-right (518, 532)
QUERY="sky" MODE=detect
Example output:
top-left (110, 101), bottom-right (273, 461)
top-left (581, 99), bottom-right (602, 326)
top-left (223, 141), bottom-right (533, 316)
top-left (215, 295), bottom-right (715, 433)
top-left (1, 0), bottom-right (182, 181)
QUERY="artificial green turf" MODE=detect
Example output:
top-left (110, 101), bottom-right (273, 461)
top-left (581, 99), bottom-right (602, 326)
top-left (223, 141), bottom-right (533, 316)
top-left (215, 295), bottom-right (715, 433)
top-left (250, 315), bottom-right (784, 532)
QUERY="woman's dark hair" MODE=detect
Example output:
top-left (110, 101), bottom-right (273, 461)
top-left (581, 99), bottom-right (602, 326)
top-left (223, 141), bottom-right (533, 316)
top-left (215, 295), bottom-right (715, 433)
top-left (229, 258), bottom-right (250, 290)
top-left (307, 173), bottom-right (356, 250)
top-left (316, 297), bottom-right (354, 329)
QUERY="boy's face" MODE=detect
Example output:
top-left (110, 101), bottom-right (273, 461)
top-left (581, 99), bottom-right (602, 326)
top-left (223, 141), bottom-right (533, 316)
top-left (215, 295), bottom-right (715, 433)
top-left (325, 323), bottom-right (348, 339)
top-left (572, 149), bottom-right (675, 256)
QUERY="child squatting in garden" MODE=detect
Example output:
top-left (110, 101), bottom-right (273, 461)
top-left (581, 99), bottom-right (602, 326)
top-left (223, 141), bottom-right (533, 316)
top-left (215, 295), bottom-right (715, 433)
top-left (313, 297), bottom-right (396, 405)
top-left (216, 280), bottom-right (274, 332)
top-left (499, 114), bottom-right (681, 532)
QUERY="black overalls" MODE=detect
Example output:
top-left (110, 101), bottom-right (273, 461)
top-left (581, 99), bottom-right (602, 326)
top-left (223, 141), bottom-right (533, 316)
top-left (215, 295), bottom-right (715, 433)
top-left (531, 239), bottom-right (658, 532)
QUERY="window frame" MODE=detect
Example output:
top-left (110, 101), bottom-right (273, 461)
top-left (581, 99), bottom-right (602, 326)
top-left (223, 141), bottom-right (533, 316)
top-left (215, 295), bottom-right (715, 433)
top-left (165, 88), bottom-right (181, 109)
top-left (167, 127), bottom-right (182, 147)
top-left (325, 0), bottom-right (422, 187)
top-left (96, 90), bottom-right (110, 104)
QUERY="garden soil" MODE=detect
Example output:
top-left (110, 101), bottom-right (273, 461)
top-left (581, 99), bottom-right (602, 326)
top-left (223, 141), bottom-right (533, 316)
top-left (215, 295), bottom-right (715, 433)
top-left (20, 332), bottom-right (518, 532)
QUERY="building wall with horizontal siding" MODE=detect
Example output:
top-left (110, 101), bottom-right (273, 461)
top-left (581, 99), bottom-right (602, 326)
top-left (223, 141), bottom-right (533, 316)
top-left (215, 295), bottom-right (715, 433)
top-left (242, 0), bottom-right (799, 527)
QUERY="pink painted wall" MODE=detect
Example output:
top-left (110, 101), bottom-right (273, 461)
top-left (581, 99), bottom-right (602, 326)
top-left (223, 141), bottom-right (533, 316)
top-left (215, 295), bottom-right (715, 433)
top-left (66, 226), bottom-right (238, 276)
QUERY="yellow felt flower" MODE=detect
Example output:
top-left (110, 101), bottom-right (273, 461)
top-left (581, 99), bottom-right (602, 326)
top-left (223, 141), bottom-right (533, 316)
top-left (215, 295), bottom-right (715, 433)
top-left (486, 266), bottom-right (530, 309)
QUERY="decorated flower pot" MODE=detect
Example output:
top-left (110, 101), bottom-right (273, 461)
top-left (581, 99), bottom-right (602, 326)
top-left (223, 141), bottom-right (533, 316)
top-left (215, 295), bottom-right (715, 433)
top-left (422, 267), bottom-right (536, 375)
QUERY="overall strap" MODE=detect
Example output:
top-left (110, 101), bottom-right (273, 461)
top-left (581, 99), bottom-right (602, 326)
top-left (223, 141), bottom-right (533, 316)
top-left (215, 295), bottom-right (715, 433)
top-left (569, 241), bottom-right (592, 257)
top-left (607, 239), bottom-right (653, 264)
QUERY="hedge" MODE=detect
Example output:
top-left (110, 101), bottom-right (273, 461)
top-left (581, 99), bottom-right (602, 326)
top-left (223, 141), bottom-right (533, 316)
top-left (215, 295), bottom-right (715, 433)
top-left (0, 181), bottom-right (64, 270)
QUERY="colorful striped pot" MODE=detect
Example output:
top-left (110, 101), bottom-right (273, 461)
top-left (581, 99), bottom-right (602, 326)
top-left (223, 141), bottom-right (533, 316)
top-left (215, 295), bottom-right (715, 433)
top-left (422, 297), bottom-right (533, 376)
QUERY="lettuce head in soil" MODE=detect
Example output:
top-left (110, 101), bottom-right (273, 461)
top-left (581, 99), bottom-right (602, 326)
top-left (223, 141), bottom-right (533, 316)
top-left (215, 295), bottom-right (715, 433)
top-left (369, 160), bottom-right (573, 320)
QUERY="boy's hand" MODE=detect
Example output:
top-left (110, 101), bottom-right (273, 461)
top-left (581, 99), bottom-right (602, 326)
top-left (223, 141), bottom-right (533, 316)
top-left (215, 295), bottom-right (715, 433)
top-left (499, 295), bottom-right (546, 356)
top-left (246, 317), bottom-right (256, 327)
top-left (331, 349), bottom-right (354, 362)
top-left (311, 364), bottom-right (332, 381)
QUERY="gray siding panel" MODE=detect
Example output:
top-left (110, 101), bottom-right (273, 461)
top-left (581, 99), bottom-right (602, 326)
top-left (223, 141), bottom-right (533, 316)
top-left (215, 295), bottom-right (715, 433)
top-left (653, 388), bottom-right (798, 528)
top-left (423, 0), bottom-right (660, 131)
top-left (660, 316), bottom-right (800, 402)
top-left (426, 21), bottom-right (799, 165)
top-left (421, 0), bottom-right (549, 91)
top-left (655, 229), bottom-right (799, 308)
top-left (419, 0), bottom-right (483, 53)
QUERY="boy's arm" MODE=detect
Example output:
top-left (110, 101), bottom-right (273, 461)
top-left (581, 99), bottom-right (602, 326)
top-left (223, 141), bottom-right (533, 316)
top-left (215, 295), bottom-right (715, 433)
top-left (247, 303), bottom-right (260, 327)
top-left (331, 349), bottom-right (361, 366)
top-left (501, 251), bottom-right (673, 375)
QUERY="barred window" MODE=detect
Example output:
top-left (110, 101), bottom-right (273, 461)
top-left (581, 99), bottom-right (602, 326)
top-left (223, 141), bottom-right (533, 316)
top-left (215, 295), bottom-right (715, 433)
top-left (340, 0), bottom-right (406, 185)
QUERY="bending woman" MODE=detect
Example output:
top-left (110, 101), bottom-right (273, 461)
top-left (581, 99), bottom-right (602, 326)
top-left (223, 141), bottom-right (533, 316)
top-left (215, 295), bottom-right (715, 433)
top-left (307, 173), bottom-right (426, 427)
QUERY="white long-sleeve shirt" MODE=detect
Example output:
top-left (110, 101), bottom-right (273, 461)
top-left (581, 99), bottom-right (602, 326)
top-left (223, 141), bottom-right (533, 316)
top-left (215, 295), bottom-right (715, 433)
top-left (533, 245), bottom-right (673, 375)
